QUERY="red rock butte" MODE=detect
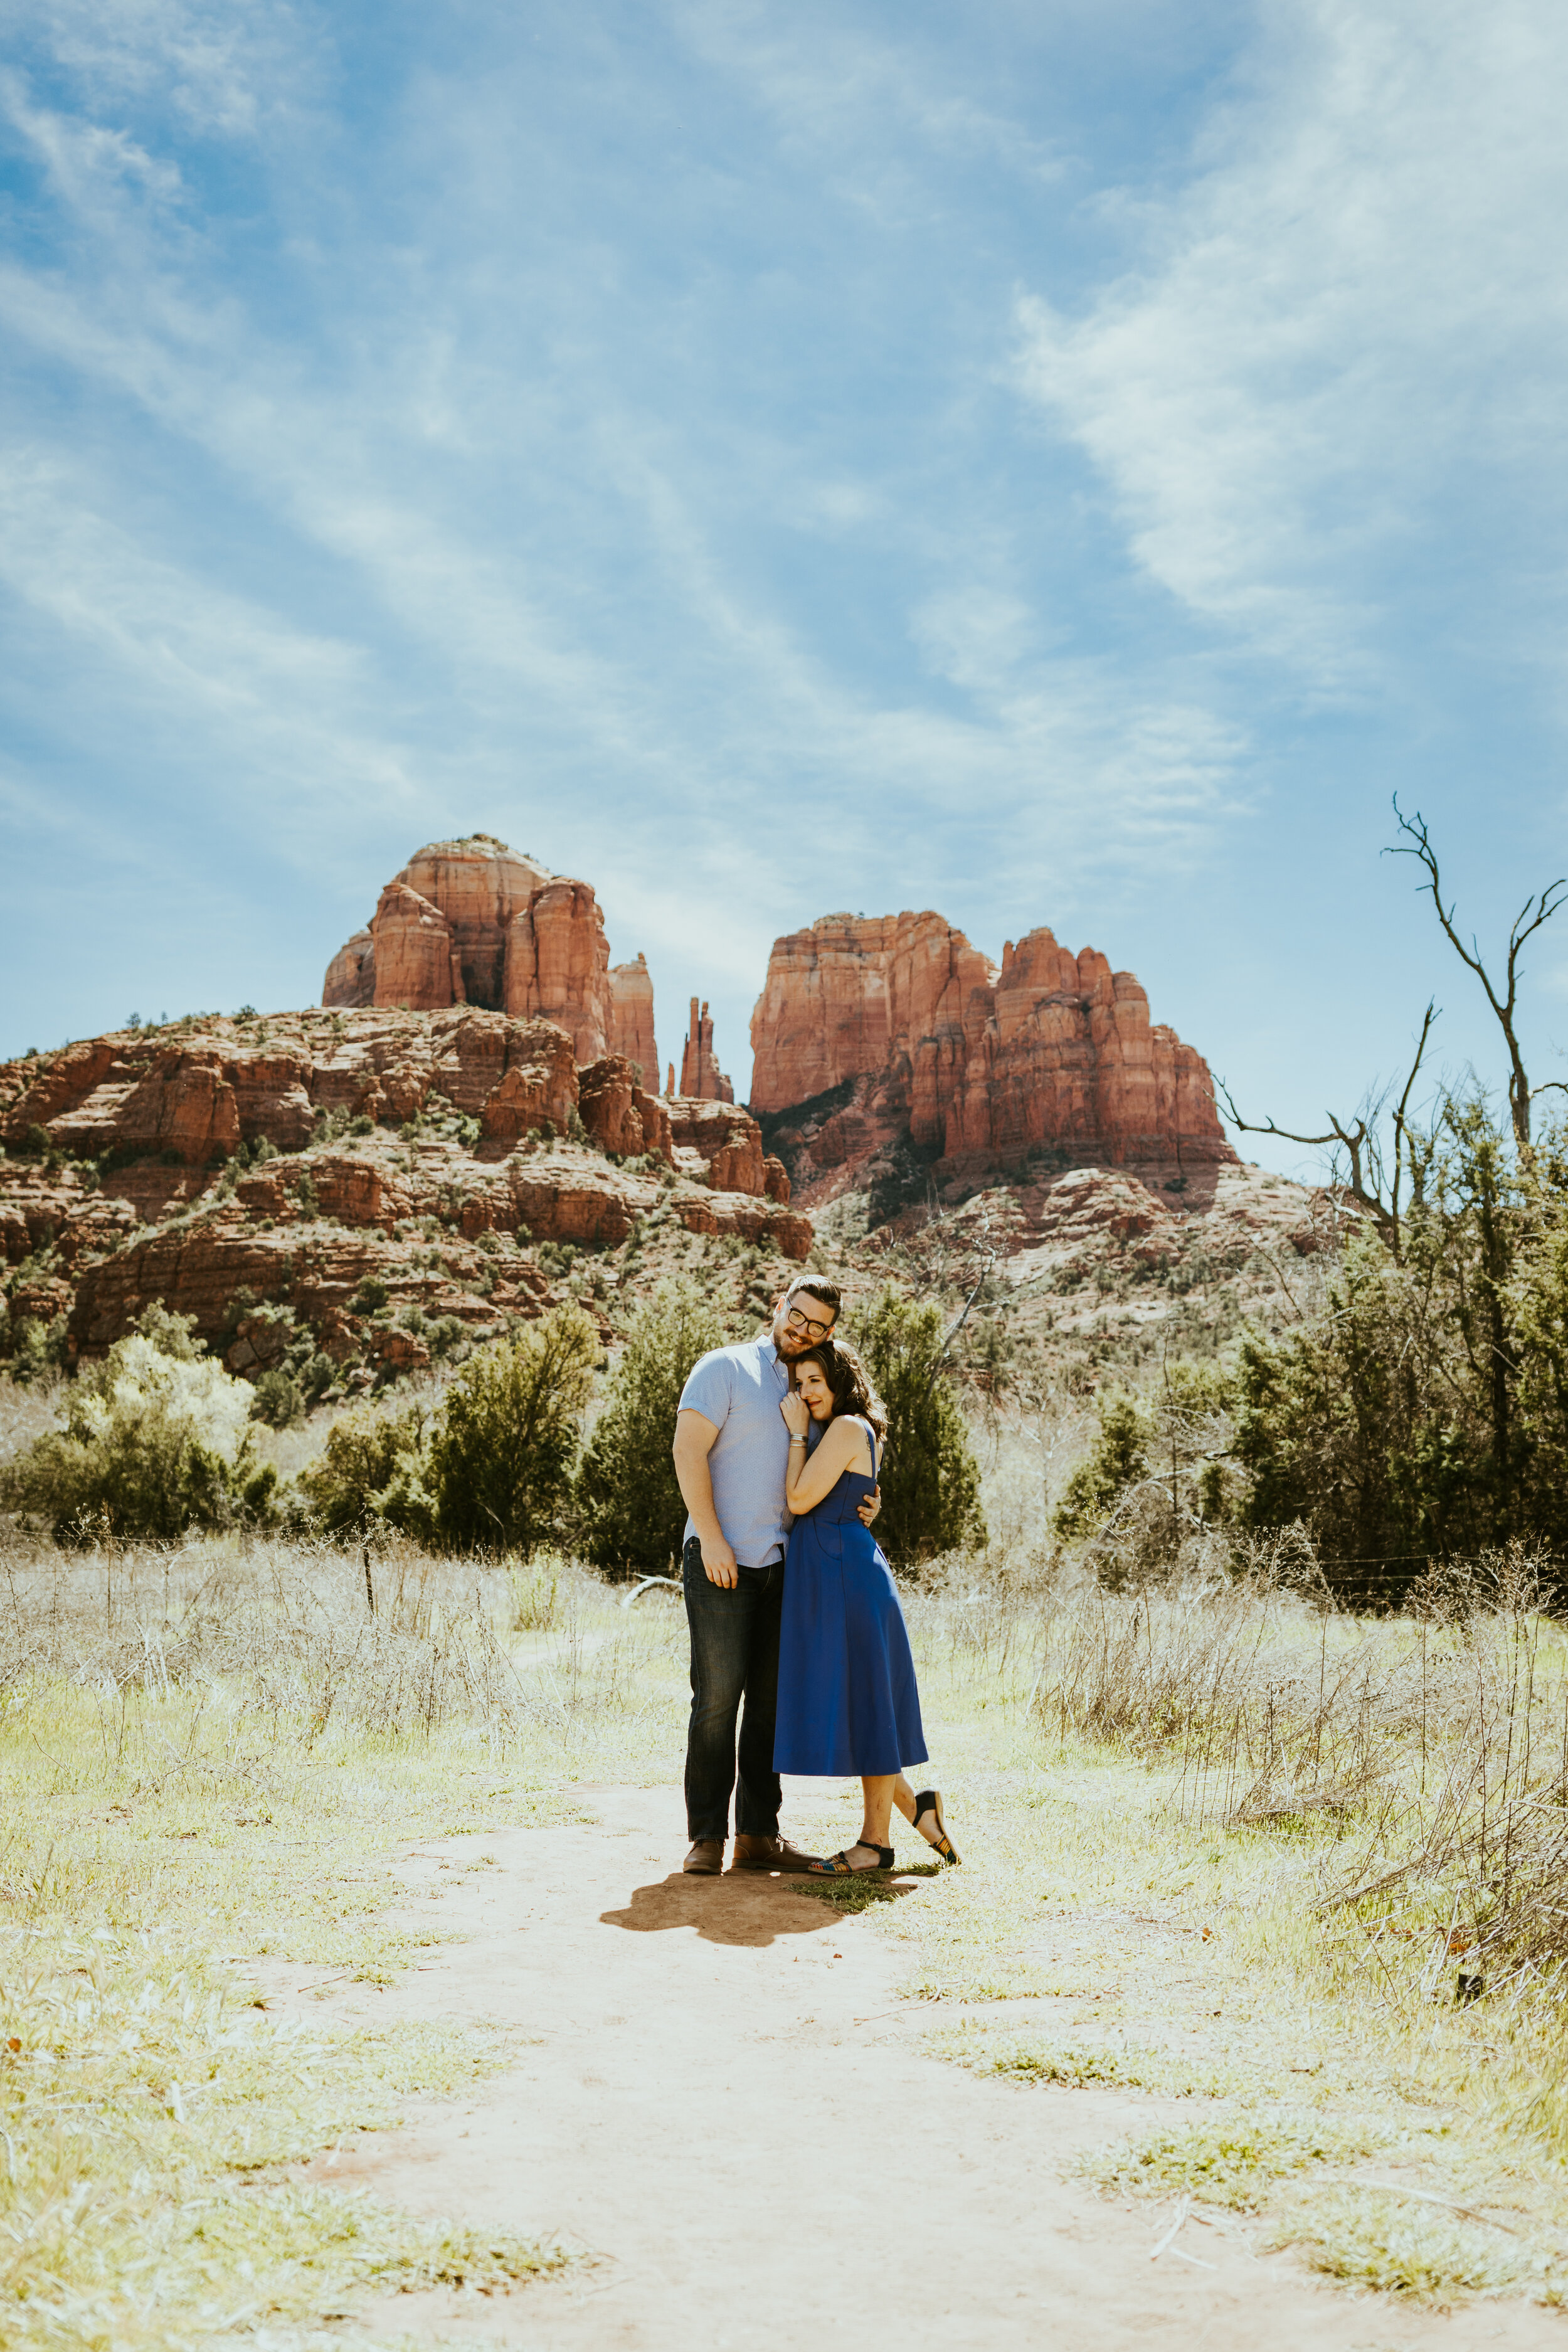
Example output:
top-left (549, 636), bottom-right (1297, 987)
top-left (323, 835), bottom-right (656, 1084)
top-left (748, 911), bottom-right (1234, 1185)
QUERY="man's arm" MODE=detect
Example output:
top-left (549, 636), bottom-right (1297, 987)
top-left (672, 1409), bottom-right (738, 1589)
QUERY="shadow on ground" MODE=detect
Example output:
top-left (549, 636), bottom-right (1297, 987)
top-left (600, 1872), bottom-right (920, 1946)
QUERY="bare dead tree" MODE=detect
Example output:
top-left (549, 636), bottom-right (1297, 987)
top-left (923, 1224), bottom-right (1000, 1399)
top-left (1388, 800), bottom-right (1568, 1150)
top-left (1214, 999), bottom-right (1438, 1261)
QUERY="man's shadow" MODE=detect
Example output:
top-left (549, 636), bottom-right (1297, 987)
top-left (601, 1872), bottom-right (920, 1949)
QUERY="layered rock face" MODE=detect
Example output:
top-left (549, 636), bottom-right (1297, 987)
top-left (578, 1056), bottom-right (674, 1162)
top-left (678, 999), bottom-right (734, 1103)
top-left (323, 836), bottom-right (650, 1067)
top-left (750, 911), bottom-right (1233, 1182)
top-left (0, 1009), bottom-right (812, 1363)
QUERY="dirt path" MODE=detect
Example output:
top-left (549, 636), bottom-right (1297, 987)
top-left (275, 1788), bottom-right (1562, 2349)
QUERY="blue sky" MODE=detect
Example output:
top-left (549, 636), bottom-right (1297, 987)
top-left (3, 0), bottom-right (1568, 1175)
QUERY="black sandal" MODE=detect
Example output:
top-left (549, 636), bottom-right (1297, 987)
top-left (912, 1789), bottom-right (961, 1865)
top-left (810, 1841), bottom-right (894, 1875)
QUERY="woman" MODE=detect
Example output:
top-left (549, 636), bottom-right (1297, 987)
top-left (774, 1338), bottom-right (961, 1875)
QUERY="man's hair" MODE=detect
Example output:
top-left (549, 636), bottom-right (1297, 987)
top-left (782, 1274), bottom-right (841, 1319)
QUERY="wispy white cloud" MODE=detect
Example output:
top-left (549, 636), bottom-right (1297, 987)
top-left (6, 0), bottom-right (313, 137)
top-left (0, 447), bottom-right (425, 818)
top-left (672, 0), bottom-right (1067, 190)
top-left (0, 0), bottom-right (1284, 1081)
top-left (1017, 0), bottom-right (1568, 686)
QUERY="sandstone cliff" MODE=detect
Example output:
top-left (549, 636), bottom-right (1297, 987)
top-left (323, 835), bottom-right (654, 1069)
top-left (750, 911), bottom-right (1234, 1204)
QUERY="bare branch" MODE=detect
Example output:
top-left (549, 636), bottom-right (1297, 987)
top-left (1388, 797), bottom-right (1565, 1147)
top-left (1212, 1074), bottom-right (1337, 1150)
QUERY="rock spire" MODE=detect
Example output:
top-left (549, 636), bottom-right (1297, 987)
top-left (678, 999), bottom-right (734, 1103)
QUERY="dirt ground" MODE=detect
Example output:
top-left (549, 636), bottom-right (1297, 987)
top-left (241, 1786), bottom-right (1568, 2351)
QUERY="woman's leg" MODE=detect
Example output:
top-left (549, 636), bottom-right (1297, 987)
top-left (845, 1772), bottom-right (897, 1862)
top-left (893, 1771), bottom-right (956, 1853)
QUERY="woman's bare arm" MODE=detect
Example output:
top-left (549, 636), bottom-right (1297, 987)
top-left (781, 1411), bottom-right (873, 1512)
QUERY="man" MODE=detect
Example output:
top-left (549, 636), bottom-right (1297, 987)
top-left (672, 1273), bottom-right (879, 1875)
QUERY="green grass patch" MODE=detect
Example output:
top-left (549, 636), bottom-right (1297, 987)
top-left (931, 2027), bottom-right (1232, 2099)
top-left (1286, 2185), bottom-right (1546, 2301)
top-left (786, 1862), bottom-right (943, 1914)
top-left (1081, 2112), bottom-right (1372, 2208)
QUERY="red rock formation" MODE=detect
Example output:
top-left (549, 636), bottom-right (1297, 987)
top-left (401, 837), bottom-right (551, 1006)
top-left (0, 1009), bottom-right (588, 1166)
top-left (371, 882), bottom-right (465, 1011)
top-left (608, 955), bottom-right (657, 1087)
top-left (474, 1022), bottom-right (580, 1144)
top-left (668, 1099), bottom-right (763, 1195)
top-left (679, 999), bottom-right (734, 1103)
top-left (322, 928), bottom-right (374, 1005)
top-left (503, 879), bottom-right (612, 1062)
top-left (750, 911), bottom-right (1232, 1173)
top-left (0, 1007), bottom-right (812, 1363)
top-left (323, 837), bottom-right (655, 1066)
top-left (577, 1056), bottom-right (674, 1161)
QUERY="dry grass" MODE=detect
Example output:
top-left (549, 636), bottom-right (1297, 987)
top-left (9, 1494), bottom-right (1568, 2316)
top-left (0, 1525), bottom-right (689, 2346)
top-left (785, 1554), bottom-right (1568, 2302)
top-left (0, 1377), bottom-right (61, 1471)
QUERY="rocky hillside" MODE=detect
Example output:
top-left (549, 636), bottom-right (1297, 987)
top-left (1, 845), bottom-right (1337, 1439)
top-left (0, 1007), bottom-right (805, 1397)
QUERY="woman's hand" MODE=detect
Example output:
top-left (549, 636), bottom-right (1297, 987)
top-left (780, 1390), bottom-right (810, 1439)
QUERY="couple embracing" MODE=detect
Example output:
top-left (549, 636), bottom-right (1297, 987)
top-left (671, 1274), bottom-right (961, 1878)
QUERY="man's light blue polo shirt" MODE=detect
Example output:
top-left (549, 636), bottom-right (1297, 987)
top-left (678, 1335), bottom-right (792, 1566)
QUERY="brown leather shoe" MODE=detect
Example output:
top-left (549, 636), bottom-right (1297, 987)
top-left (683, 1839), bottom-right (724, 1875)
top-left (731, 1833), bottom-right (825, 1874)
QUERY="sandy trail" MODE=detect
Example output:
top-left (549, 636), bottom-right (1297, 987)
top-left (276, 1788), bottom-right (1562, 2349)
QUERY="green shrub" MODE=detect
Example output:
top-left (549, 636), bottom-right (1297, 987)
top-left (295, 1402), bottom-right (435, 1538)
top-left (1, 1311), bottom-right (67, 1385)
top-left (427, 1305), bottom-right (598, 1554)
top-left (251, 1366), bottom-right (306, 1429)
top-left (575, 1278), bottom-right (728, 1574)
top-left (1054, 1389), bottom-right (1153, 1538)
top-left (849, 1289), bottom-right (986, 1566)
top-left (0, 1308), bottom-right (277, 1543)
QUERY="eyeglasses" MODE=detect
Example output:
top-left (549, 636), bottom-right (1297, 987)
top-left (785, 1305), bottom-right (835, 1342)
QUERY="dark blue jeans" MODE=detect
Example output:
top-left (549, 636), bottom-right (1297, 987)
top-left (682, 1535), bottom-right (783, 1843)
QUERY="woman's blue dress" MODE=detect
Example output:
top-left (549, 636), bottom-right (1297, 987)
top-left (773, 1419), bottom-right (928, 1776)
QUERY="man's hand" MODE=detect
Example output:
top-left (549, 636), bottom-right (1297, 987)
top-left (674, 1408), bottom-right (738, 1589)
top-left (701, 1531), bottom-right (739, 1589)
top-left (857, 1486), bottom-right (881, 1528)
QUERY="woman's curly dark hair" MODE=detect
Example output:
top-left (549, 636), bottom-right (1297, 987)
top-left (793, 1337), bottom-right (888, 1445)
